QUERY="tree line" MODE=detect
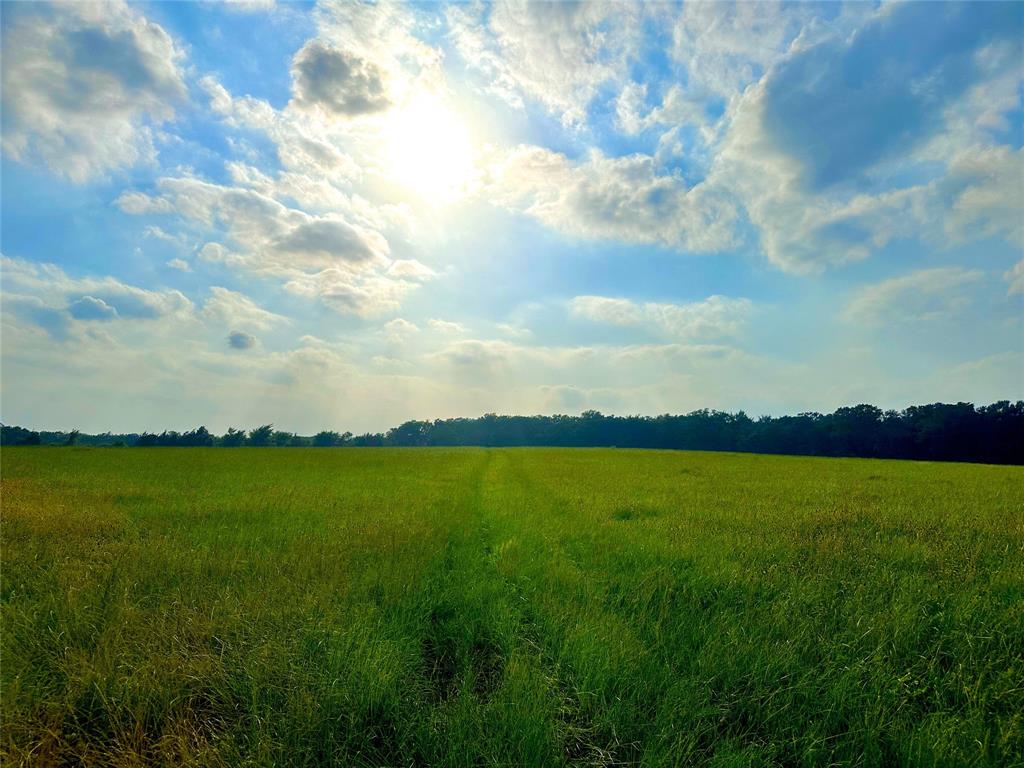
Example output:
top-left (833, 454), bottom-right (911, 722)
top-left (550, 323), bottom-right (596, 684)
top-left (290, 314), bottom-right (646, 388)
top-left (2, 400), bottom-right (1021, 464)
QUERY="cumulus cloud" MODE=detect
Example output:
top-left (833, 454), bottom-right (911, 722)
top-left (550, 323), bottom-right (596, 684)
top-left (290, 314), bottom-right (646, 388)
top-left (759, 3), bottom-right (1020, 192)
top-left (227, 330), bottom-right (257, 349)
top-left (1, 255), bottom-right (193, 340)
top-left (202, 287), bottom-right (287, 330)
top-left (449, 1), bottom-right (642, 125)
top-left (270, 218), bottom-right (386, 266)
top-left (290, 40), bottom-right (391, 117)
top-left (668, 1), bottom-right (822, 107)
top-left (382, 318), bottom-right (419, 343)
top-left (387, 260), bottom-right (436, 280)
top-left (709, 2), bottom-right (1024, 272)
top-left (118, 177), bottom-right (367, 270)
top-left (68, 295), bottom-right (118, 321)
top-left (490, 146), bottom-right (738, 253)
top-left (570, 295), bottom-right (753, 339)
top-left (427, 319), bottom-right (466, 334)
top-left (217, 0), bottom-right (275, 13)
top-left (282, 268), bottom-right (417, 317)
top-left (1, 1), bottom-right (187, 182)
top-left (939, 146), bottom-right (1024, 248)
top-left (115, 176), bottom-right (420, 316)
top-left (166, 258), bottom-right (191, 271)
top-left (843, 268), bottom-right (984, 327)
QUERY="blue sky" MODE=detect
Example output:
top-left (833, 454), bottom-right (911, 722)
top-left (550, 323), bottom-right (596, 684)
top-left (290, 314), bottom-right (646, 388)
top-left (1, 0), bottom-right (1021, 434)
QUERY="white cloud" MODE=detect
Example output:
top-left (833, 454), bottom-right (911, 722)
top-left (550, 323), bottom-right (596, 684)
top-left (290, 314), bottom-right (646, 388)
top-left (217, 0), bottom-right (275, 13)
top-left (1004, 259), bottom-right (1024, 297)
top-left (282, 268), bottom-right (417, 317)
top-left (382, 317), bottom-right (420, 342)
top-left (387, 260), bottom-right (436, 280)
top-left (570, 295), bottom-right (753, 339)
top-left (496, 323), bottom-right (532, 340)
top-left (940, 146), bottom-right (1024, 248)
top-left (116, 176), bottom-right (424, 316)
top-left (1, 1), bottom-right (187, 182)
top-left (706, 3), bottom-right (1024, 272)
top-left (166, 258), bottom-right (191, 272)
top-left (450, 1), bottom-right (642, 126)
top-left (489, 145), bottom-right (738, 253)
top-left (290, 40), bottom-right (391, 117)
top-left (843, 268), bottom-right (984, 327)
top-left (1, 255), bottom-right (193, 340)
top-left (427, 318), bottom-right (466, 334)
top-left (202, 286), bottom-right (288, 330)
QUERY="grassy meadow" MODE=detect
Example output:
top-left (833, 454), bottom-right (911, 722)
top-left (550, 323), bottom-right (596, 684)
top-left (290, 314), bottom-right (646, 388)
top-left (2, 447), bottom-right (1022, 766)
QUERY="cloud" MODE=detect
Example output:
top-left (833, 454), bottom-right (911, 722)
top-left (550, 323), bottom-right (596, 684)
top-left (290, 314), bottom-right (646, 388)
top-left (382, 317), bottom-right (419, 343)
top-left (122, 177), bottom-right (392, 272)
top-left (709, 2), bottom-right (1024, 272)
top-left (427, 319), bottom-right (466, 334)
top-left (497, 323), bottom-right (532, 340)
top-left (1, 256), bottom-right (193, 342)
top-left (68, 295), bottom-right (118, 321)
top-left (270, 218), bottom-right (386, 266)
top-left (449, 1), bottom-right (642, 126)
top-left (202, 287), bottom-right (288, 330)
top-left (1005, 259), bottom-right (1024, 297)
top-left (166, 258), bottom-right (191, 271)
top-left (387, 260), bottom-right (436, 280)
top-left (1, 1), bottom-right (186, 182)
top-left (116, 176), bottom-right (420, 316)
top-left (227, 330), bottom-right (257, 350)
top-left (282, 268), bottom-right (417, 317)
top-left (939, 145), bottom-right (1024, 248)
top-left (490, 146), bottom-right (738, 253)
top-left (570, 295), bottom-right (753, 339)
top-left (217, 0), bottom-right (275, 12)
top-left (843, 267), bottom-right (984, 327)
top-left (201, 76), bottom-right (359, 181)
top-left (290, 40), bottom-right (391, 117)
top-left (759, 3), bottom-right (1021, 192)
top-left (668, 1), bottom-right (823, 107)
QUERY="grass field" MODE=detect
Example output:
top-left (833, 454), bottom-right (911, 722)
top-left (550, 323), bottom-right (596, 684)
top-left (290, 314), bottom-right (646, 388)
top-left (2, 447), bottom-right (1022, 767)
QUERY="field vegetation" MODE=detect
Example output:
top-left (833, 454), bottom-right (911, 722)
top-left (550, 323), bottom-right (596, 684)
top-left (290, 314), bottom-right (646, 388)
top-left (2, 447), bottom-right (1022, 766)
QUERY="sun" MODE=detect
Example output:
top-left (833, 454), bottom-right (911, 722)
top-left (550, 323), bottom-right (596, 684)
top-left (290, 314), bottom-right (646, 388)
top-left (381, 93), bottom-right (476, 204)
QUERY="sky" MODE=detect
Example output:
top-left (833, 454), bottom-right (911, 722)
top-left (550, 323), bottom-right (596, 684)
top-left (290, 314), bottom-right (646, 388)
top-left (1, 0), bottom-right (1022, 434)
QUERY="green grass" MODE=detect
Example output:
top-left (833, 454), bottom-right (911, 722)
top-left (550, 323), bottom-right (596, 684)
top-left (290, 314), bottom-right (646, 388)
top-left (2, 447), bottom-right (1022, 767)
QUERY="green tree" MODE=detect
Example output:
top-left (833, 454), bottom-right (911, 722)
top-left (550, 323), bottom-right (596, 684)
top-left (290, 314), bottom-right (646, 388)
top-left (248, 424), bottom-right (274, 447)
top-left (221, 428), bottom-right (246, 447)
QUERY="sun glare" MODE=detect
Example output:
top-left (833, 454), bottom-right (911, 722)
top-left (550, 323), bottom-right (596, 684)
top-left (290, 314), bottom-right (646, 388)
top-left (382, 94), bottom-right (476, 204)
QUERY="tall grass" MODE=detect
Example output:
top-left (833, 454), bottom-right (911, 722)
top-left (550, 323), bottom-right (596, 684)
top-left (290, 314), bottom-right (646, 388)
top-left (2, 447), bottom-right (1021, 766)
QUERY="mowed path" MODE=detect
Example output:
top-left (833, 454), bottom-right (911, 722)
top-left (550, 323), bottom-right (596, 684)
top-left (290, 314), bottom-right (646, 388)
top-left (2, 447), bottom-right (1022, 766)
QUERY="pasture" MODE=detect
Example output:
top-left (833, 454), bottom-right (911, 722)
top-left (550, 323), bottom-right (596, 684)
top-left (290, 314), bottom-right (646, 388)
top-left (2, 447), bottom-right (1022, 766)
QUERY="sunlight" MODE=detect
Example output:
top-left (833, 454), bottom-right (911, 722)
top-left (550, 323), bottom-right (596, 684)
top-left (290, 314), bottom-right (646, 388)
top-left (381, 93), bottom-right (476, 204)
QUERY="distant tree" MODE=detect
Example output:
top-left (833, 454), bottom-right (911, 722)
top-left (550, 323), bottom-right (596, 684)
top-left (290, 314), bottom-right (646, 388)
top-left (1, 425), bottom-right (41, 445)
top-left (4, 399), bottom-right (1021, 463)
top-left (180, 426), bottom-right (214, 447)
top-left (221, 428), bottom-right (246, 447)
top-left (313, 430), bottom-right (341, 447)
top-left (351, 432), bottom-right (385, 447)
top-left (385, 420), bottom-right (431, 446)
top-left (248, 424), bottom-right (274, 447)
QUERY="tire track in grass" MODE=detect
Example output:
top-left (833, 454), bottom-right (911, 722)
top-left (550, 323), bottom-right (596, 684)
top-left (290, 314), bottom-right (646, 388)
top-left (472, 450), bottom-right (642, 766)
